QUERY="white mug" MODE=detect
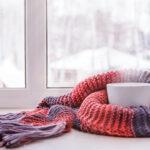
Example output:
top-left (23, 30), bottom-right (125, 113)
top-left (107, 82), bottom-right (150, 107)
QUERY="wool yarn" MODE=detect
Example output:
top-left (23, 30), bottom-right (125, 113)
top-left (1, 69), bottom-right (150, 148)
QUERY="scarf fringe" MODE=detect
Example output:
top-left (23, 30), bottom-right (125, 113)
top-left (0, 111), bottom-right (67, 148)
top-left (0, 120), bottom-right (66, 148)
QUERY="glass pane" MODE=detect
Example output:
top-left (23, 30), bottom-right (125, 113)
top-left (0, 0), bottom-right (25, 88)
top-left (47, 0), bottom-right (150, 87)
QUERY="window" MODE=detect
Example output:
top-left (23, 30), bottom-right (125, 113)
top-left (47, 0), bottom-right (150, 87)
top-left (0, 0), bottom-right (150, 108)
top-left (0, 0), bottom-right (70, 108)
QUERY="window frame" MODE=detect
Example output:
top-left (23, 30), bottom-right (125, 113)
top-left (0, 0), bottom-right (71, 108)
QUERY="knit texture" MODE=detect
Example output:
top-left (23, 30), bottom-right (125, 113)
top-left (1, 69), bottom-right (150, 148)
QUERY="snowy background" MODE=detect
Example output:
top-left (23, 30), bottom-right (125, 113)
top-left (48, 0), bottom-right (150, 87)
top-left (0, 0), bottom-right (24, 88)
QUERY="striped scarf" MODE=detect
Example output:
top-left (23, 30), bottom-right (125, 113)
top-left (1, 69), bottom-right (150, 148)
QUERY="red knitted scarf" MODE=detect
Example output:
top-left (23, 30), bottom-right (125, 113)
top-left (0, 69), bottom-right (150, 148)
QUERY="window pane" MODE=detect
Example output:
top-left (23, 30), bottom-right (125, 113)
top-left (47, 0), bottom-right (150, 87)
top-left (0, 0), bottom-right (25, 88)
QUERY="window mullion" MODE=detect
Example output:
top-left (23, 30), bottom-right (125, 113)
top-left (26, 0), bottom-right (47, 91)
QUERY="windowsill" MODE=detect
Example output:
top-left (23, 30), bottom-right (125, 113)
top-left (0, 109), bottom-right (149, 150)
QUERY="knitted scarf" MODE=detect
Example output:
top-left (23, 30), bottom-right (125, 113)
top-left (1, 69), bottom-right (150, 148)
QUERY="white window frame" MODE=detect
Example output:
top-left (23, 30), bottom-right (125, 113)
top-left (0, 0), bottom-right (71, 108)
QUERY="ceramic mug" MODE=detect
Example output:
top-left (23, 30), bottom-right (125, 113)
top-left (107, 82), bottom-right (150, 107)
